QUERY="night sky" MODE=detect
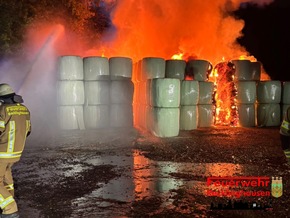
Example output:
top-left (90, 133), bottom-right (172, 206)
top-left (236, 0), bottom-right (290, 81)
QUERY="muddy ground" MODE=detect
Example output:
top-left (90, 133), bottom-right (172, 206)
top-left (11, 127), bottom-right (290, 218)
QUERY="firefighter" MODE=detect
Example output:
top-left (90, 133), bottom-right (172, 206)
top-left (0, 84), bottom-right (31, 218)
top-left (280, 106), bottom-right (290, 164)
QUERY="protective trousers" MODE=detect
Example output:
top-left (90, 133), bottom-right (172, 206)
top-left (0, 163), bottom-right (18, 214)
top-left (280, 134), bottom-right (290, 164)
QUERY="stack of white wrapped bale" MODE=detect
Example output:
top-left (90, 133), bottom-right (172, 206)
top-left (282, 82), bottom-right (290, 119)
top-left (232, 60), bottom-right (260, 127)
top-left (109, 57), bottom-right (134, 127)
top-left (133, 57), bottom-right (181, 137)
top-left (149, 58), bottom-right (180, 137)
top-left (187, 60), bottom-right (214, 127)
top-left (256, 80), bottom-right (281, 126)
top-left (179, 80), bottom-right (199, 130)
top-left (57, 56), bottom-right (85, 130)
top-left (83, 56), bottom-right (110, 129)
top-left (166, 60), bottom-right (199, 130)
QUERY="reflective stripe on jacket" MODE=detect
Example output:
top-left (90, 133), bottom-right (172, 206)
top-left (280, 107), bottom-right (290, 136)
top-left (0, 103), bottom-right (31, 162)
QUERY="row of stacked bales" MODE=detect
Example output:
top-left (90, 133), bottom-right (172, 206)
top-left (187, 60), bottom-right (215, 127)
top-left (233, 59), bottom-right (260, 127)
top-left (57, 55), bottom-right (287, 136)
top-left (133, 57), bottom-right (217, 138)
top-left (133, 57), bottom-right (181, 137)
top-left (232, 60), bottom-right (281, 127)
top-left (167, 60), bottom-right (198, 130)
top-left (57, 56), bottom-right (133, 130)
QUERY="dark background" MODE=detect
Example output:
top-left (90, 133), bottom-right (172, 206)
top-left (236, 0), bottom-right (290, 81)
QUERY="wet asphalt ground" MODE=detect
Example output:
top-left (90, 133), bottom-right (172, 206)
top-left (12, 127), bottom-right (290, 218)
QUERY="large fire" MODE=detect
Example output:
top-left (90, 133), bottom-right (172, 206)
top-left (21, 0), bottom-right (273, 129)
top-left (102, 0), bottom-right (271, 127)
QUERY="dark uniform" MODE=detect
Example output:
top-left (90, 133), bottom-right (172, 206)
top-left (280, 106), bottom-right (290, 164)
top-left (0, 84), bottom-right (31, 218)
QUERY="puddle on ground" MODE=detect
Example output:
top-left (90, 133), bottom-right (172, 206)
top-left (69, 149), bottom-right (244, 216)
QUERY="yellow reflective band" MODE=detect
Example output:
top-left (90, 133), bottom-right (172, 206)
top-left (5, 184), bottom-right (14, 191)
top-left (285, 150), bottom-right (290, 154)
top-left (0, 196), bottom-right (14, 209)
top-left (281, 120), bottom-right (290, 130)
top-left (0, 121), bottom-right (4, 129)
top-left (7, 121), bottom-right (15, 153)
top-left (0, 151), bottom-right (22, 158)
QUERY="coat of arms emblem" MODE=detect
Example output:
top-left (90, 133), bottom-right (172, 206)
top-left (271, 177), bottom-right (283, 198)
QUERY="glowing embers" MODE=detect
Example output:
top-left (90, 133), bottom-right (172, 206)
top-left (210, 62), bottom-right (238, 126)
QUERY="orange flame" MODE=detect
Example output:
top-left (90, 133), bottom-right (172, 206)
top-left (210, 62), bottom-right (238, 126)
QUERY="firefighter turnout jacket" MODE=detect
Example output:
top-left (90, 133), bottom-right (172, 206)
top-left (280, 107), bottom-right (290, 136)
top-left (0, 103), bottom-right (31, 163)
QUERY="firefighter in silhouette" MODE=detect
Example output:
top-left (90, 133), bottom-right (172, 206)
top-left (0, 84), bottom-right (31, 218)
top-left (280, 106), bottom-right (290, 164)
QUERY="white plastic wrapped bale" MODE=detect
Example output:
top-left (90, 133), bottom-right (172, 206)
top-left (141, 57), bottom-right (165, 81)
top-left (150, 79), bottom-right (180, 107)
top-left (145, 106), bottom-right (153, 131)
top-left (110, 80), bottom-right (134, 104)
top-left (58, 56), bottom-right (83, 80)
top-left (84, 81), bottom-right (110, 105)
top-left (187, 59), bottom-right (211, 81)
top-left (282, 104), bottom-right (290, 120)
top-left (231, 60), bottom-right (251, 81)
top-left (151, 107), bottom-right (180, 137)
top-left (198, 104), bottom-right (214, 127)
top-left (282, 82), bottom-right (290, 104)
top-left (57, 81), bottom-right (85, 105)
top-left (257, 103), bottom-right (281, 126)
top-left (257, 81), bottom-right (281, 104)
top-left (165, 60), bottom-right (186, 80)
top-left (110, 104), bottom-right (133, 127)
top-left (57, 106), bottom-right (85, 130)
top-left (251, 61), bottom-right (261, 81)
top-left (236, 81), bottom-right (256, 104)
top-left (180, 106), bottom-right (198, 130)
top-left (109, 57), bottom-right (133, 80)
top-left (83, 105), bottom-right (109, 129)
top-left (181, 81), bottom-right (199, 106)
top-left (237, 104), bottom-right (255, 127)
top-left (145, 80), bottom-right (151, 106)
top-left (83, 56), bottom-right (110, 80)
top-left (198, 82), bottom-right (214, 105)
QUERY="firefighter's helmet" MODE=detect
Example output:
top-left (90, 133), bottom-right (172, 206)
top-left (0, 83), bottom-right (15, 97)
